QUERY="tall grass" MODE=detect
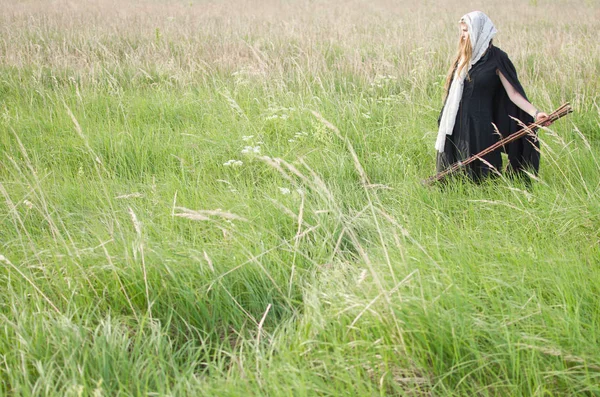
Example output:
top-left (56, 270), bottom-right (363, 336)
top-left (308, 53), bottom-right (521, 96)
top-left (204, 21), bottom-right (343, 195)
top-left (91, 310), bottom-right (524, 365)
top-left (1, 0), bottom-right (599, 395)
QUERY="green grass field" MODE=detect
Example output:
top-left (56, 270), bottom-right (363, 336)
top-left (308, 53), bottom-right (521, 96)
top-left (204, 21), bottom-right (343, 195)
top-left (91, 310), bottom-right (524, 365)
top-left (1, 0), bottom-right (600, 395)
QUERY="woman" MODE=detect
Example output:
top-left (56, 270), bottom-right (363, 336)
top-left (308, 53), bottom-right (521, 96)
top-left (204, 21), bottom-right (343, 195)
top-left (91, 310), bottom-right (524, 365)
top-left (435, 11), bottom-right (549, 181)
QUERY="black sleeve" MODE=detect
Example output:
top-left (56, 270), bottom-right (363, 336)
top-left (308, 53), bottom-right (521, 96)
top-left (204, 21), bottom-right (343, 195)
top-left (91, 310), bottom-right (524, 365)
top-left (492, 47), bottom-right (540, 177)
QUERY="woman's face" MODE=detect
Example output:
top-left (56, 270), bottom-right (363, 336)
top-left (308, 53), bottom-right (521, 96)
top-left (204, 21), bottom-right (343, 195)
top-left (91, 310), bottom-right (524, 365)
top-left (460, 23), bottom-right (469, 41)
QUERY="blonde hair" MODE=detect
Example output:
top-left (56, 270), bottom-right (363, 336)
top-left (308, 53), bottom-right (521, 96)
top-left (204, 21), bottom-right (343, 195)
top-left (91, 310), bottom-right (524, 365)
top-left (443, 24), bottom-right (473, 100)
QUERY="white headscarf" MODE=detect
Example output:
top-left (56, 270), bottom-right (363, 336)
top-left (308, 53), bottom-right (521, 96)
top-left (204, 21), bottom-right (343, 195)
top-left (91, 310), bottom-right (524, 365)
top-left (435, 11), bottom-right (498, 153)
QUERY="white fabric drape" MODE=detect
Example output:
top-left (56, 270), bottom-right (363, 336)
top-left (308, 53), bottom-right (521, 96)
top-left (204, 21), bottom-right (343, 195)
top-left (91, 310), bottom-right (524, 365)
top-left (435, 11), bottom-right (498, 153)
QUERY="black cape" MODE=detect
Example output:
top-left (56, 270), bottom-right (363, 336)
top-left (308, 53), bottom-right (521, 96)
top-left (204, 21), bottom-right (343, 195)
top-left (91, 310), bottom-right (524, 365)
top-left (436, 45), bottom-right (539, 181)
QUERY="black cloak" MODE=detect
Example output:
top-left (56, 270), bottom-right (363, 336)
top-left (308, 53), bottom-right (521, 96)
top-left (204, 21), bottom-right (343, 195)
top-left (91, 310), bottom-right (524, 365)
top-left (436, 45), bottom-right (540, 181)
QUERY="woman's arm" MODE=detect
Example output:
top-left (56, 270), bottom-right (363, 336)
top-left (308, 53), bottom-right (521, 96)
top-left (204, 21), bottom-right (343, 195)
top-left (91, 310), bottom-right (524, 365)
top-left (497, 70), bottom-right (550, 125)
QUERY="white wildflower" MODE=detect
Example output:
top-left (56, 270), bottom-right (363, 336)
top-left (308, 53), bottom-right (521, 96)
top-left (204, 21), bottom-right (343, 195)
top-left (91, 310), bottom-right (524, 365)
top-left (223, 159), bottom-right (243, 167)
top-left (242, 135), bottom-right (254, 141)
top-left (23, 200), bottom-right (34, 209)
top-left (279, 187), bottom-right (291, 195)
top-left (290, 131), bottom-right (308, 143)
top-left (242, 146), bottom-right (260, 155)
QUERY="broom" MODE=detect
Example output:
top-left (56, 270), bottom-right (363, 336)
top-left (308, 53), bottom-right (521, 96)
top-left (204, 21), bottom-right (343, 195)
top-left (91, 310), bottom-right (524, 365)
top-left (423, 103), bottom-right (573, 185)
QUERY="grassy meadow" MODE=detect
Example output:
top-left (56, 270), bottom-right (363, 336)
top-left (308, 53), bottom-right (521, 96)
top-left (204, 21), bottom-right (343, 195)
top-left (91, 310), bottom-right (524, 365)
top-left (1, 0), bottom-right (600, 395)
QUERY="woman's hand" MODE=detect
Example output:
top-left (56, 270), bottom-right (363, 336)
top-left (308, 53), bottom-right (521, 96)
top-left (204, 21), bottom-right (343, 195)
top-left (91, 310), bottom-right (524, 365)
top-left (535, 111), bottom-right (551, 127)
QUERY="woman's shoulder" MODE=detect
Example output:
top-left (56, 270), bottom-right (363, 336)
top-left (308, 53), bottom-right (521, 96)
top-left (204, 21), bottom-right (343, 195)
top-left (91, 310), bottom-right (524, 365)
top-left (490, 45), bottom-right (510, 61)
top-left (489, 45), bottom-right (517, 69)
